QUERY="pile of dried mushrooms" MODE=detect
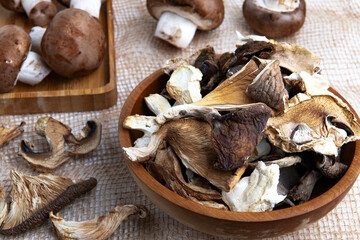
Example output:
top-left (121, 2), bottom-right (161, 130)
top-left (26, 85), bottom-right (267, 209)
top-left (123, 34), bottom-right (360, 212)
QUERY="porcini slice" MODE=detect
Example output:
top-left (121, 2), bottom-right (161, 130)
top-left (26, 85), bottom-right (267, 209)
top-left (265, 95), bottom-right (360, 156)
top-left (0, 170), bottom-right (97, 235)
top-left (50, 204), bottom-right (148, 240)
top-left (144, 93), bottom-right (172, 115)
top-left (0, 122), bottom-right (25, 148)
top-left (123, 115), bottom-right (159, 148)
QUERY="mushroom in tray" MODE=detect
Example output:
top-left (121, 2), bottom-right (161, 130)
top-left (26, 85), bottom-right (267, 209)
top-left (57, 0), bottom-right (107, 19)
top-left (146, 0), bottom-right (225, 48)
top-left (18, 117), bottom-right (102, 172)
top-left (0, 0), bottom-right (57, 26)
top-left (242, 0), bottom-right (306, 38)
top-left (0, 25), bottom-right (51, 93)
top-left (40, 8), bottom-right (106, 78)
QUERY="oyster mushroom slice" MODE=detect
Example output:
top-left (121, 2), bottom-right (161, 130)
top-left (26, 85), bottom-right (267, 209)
top-left (265, 95), bottom-right (360, 156)
top-left (50, 204), bottom-right (148, 240)
top-left (246, 59), bottom-right (289, 112)
top-left (18, 117), bottom-right (101, 172)
top-left (0, 122), bottom-right (25, 148)
top-left (222, 161), bottom-right (286, 212)
top-left (166, 64), bottom-right (203, 105)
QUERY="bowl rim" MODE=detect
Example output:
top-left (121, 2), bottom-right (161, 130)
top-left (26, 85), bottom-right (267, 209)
top-left (118, 69), bottom-right (360, 223)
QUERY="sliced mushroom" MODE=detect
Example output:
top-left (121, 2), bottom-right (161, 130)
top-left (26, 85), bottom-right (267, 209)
top-left (246, 59), bottom-right (289, 112)
top-left (144, 93), bottom-right (172, 115)
top-left (123, 115), bottom-right (159, 148)
top-left (316, 155), bottom-right (348, 179)
top-left (18, 117), bottom-right (101, 172)
top-left (50, 204), bottom-right (148, 240)
top-left (265, 95), bottom-right (360, 156)
top-left (0, 170), bottom-right (97, 235)
top-left (0, 122), bottom-right (25, 148)
top-left (222, 161), bottom-right (286, 212)
top-left (248, 155), bottom-right (302, 169)
top-left (166, 65), bottom-right (203, 105)
top-left (0, 187), bottom-right (7, 226)
top-left (288, 170), bottom-right (322, 204)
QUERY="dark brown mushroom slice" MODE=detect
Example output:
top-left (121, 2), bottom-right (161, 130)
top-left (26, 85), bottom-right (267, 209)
top-left (218, 51), bottom-right (237, 75)
top-left (211, 103), bottom-right (272, 170)
top-left (316, 155), bottom-right (348, 179)
top-left (288, 170), bottom-right (321, 204)
top-left (234, 41), bottom-right (275, 65)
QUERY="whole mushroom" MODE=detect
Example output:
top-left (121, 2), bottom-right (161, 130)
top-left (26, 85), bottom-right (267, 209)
top-left (242, 0), bottom-right (306, 38)
top-left (0, 25), bottom-right (51, 93)
top-left (0, 0), bottom-right (57, 26)
top-left (41, 8), bottom-right (106, 78)
top-left (147, 0), bottom-right (225, 48)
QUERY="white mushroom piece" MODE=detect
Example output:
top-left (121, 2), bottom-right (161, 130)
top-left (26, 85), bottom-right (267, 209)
top-left (41, 8), bottom-right (106, 78)
top-left (57, 0), bottom-right (106, 19)
top-left (50, 204), bottom-right (148, 240)
top-left (146, 0), bottom-right (225, 48)
top-left (18, 117), bottom-right (102, 172)
top-left (222, 161), bottom-right (286, 212)
top-left (0, 0), bottom-right (57, 26)
top-left (242, 0), bottom-right (306, 38)
top-left (0, 25), bottom-right (51, 93)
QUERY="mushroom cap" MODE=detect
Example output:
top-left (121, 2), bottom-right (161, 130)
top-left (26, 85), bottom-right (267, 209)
top-left (147, 0), bottom-right (225, 31)
top-left (242, 0), bottom-right (306, 38)
top-left (0, 0), bottom-right (25, 12)
top-left (0, 25), bottom-right (31, 93)
top-left (41, 8), bottom-right (106, 78)
top-left (28, 1), bottom-right (57, 27)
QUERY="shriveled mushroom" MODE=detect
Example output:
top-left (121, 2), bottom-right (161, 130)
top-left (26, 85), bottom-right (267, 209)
top-left (144, 94), bottom-right (172, 115)
top-left (288, 170), bottom-right (321, 204)
top-left (265, 95), bottom-right (360, 156)
top-left (166, 65), bottom-right (203, 105)
top-left (0, 122), bottom-right (25, 148)
top-left (246, 59), bottom-right (289, 112)
top-left (0, 0), bottom-right (57, 26)
top-left (41, 8), bottom-right (106, 78)
top-left (19, 117), bottom-right (102, 172)
top-left (123, 115), bottom-right (159, 148)
top-left (316, 155), bottom-right (348, 179)
top-left (248, 155), bottom-right (302, 169)
top-left (222, 161), bottom-right (286, 212)
top-left (147, 0), bottom-right (224, 48)
top-left (243, 0), bottom-right (306, 38)
top-left (50, 204), bottom-right (148, 240)
top-left (0, 25), bottom-right (51, 93)
top-left (0, 187), bottom-right (7, 226)
top-left (0, 170), bottom-right (97, 235)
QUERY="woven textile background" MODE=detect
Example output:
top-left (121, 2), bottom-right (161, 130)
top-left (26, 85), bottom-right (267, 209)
top-left (0, 0), bottom-right (359, 239)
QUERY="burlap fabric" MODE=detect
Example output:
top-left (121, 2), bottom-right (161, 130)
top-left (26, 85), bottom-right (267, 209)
top-left (0, 0), bottom-right (359, 239)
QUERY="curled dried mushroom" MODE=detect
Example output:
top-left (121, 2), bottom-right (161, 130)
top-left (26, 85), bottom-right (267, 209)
top-left (19, 117), bottom-right (102, 172)
top-left (50, 204), bottom-right (148, 240)
top-left (0, 122), bottom-right (25, 148)
top-left (122, 37), bottom-right (360, 212)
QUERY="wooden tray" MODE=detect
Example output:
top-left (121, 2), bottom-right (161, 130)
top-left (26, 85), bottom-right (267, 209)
top-left (0, 1), bottom-right (117, 115)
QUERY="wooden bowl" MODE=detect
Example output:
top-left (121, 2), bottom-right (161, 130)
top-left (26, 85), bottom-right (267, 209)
top-left (118, 70), bottom-right (360, 238)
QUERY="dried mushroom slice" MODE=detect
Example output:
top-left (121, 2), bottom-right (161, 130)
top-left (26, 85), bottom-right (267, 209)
top-left (316, 155), bottom-right (348, 179)
top-left (144, 93), bottom-right (171, 115)
top-left (18, 117), bottom-right (101, 172)
top-left (288, 170), bottom-right (322, 204)
top-left (265, 95), bottom-right (360, 156)
top-left (193, 58), bottom-right (265, 107)
top-left (166, 65), bottom-right (203, 105)
top-left (211, 103), bottom-right (272, 170)
top-left (0, 187), bottom-right (7, 226)
top-left (233, 40), bottom-right (275, 66)
top-left (0, 122), bottom-right (25, 148)
top-left (246, 59), bottom-right (289, 112)
top-left (123, 115), bottom-right (159, 148)
top-left (222, 161), bottom-right (286, 212)
top-left (0, 170), bottom-right (97, 235)
top-left (50, 204), bottom-right (148, 240)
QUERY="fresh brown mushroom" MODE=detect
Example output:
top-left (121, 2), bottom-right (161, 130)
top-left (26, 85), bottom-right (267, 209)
top-left (57, 0), bottom-right (106, 19)
top-left (0, 170), bottom-right (97, 236)
top-left (0, 0), bottom-right (57, 26)
top-left (146, 0), bottom-right (224, 48)
top-left (0, 122), bottom-right (25, 148)
top-left (242, 0), bottom-right (306, 38)
top-left (0, 25), bottom-right (51, 93)
top-left (41, 8), bottom-right (106, 78)
top-left (18, 117), bottom-right (102, 172)
top-left (50, 204), bottom-right (148, 240)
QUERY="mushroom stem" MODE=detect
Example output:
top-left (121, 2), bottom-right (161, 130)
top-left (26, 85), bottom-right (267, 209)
top-left (70, 0), bottom-right (102, 19)
top-left (154, 11), bottom-right (197, 49)
top-left (29, 26), bottom-right (46, 54)
top-left (21, 0), bottom-right (57, 26)
top-left (17, 51), bottom-right (51, 86)
top-left (263, 0), bottom-right (300, 11)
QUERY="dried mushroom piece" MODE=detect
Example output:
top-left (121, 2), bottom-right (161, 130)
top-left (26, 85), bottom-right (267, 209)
top-left (265, 95), bottom-right (360, 156)
top-left (211, 104), bottom-right (272, 170)
top-left (316, 155), bottom-right (348, 179)
top-left (248, 155), bottom-right (302, 169)
top-left (233, 40), bottom-right (275, 66)
top-left (144, 93), bottom-right (172, 115)
top-left (288, 170), bottom-right (322, 204)
top-left (0, 170), bottom-right (97, 235)
top-left (0, 122), bottom-right (25, 148)
top-left (166, 65), bottom-right (203, 105)
top-left (0, 187), bottom-right (7, 226)
top-left (246, 59), bottom-right (289, 112)
top-left (50, 204), bottom-right (148, 240)
top-left (18, 117), bottom-right (101, 172)
top-left (222, 161), bottom-right (286, 212)
top-left (123, 115), bottom-right (159, 148)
